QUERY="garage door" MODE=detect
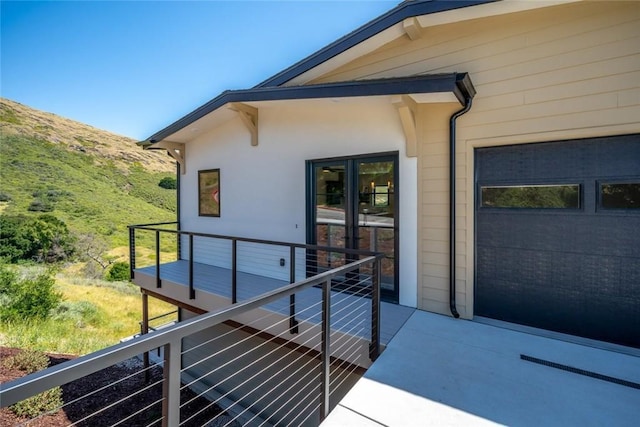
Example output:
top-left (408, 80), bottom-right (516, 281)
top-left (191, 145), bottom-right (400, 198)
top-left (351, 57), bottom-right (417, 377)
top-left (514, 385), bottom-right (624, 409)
top-left (475, 134), bottom-right (640, 348)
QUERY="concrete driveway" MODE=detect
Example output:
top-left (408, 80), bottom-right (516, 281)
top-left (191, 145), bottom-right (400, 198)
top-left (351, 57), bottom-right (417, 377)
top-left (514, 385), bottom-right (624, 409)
top-left (322, 310), bottom-right (640, 426)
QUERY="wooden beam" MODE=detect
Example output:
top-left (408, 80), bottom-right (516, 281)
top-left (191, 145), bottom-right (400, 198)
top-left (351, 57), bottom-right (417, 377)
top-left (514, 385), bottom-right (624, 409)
top-left (141, 288), bottom-right (207, 315)
top-left (229, 102), bottom-right (258, 146)
top-left (147, 141), bottom-right (186, 174)
top-left (392, 96), bottom-right (418, 157)
top-left (403, 17), bottom-right (422, 41)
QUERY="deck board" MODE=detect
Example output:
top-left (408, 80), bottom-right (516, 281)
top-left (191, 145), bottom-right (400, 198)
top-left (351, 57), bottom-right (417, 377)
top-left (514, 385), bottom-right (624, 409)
top-left (135, 260), bottom-right (414, 345)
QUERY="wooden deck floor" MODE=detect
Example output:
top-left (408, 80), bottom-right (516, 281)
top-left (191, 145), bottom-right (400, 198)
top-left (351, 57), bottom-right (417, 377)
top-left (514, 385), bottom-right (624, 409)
top-left (135, 260), bottom-right (414, 346)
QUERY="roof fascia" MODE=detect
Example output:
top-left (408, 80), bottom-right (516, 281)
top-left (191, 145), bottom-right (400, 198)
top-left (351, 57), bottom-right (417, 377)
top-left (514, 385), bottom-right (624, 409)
top-left (416, 0), bottom-right (583, 28)
top-left (144, 73), bottom-right (473, 143)
top-left (255, 0), bottom-right (498, 88)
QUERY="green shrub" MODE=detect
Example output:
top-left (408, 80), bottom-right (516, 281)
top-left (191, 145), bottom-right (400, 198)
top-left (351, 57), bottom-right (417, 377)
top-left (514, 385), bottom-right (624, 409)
top-left (50, 300), bottom-right (100, 327)
top-left (10, 388), bottom-right (63, 418)
top-left (3, 348), bottom-right (63, 418)
top-left (106, 261), bottom-right (130, 282)
top-left (0, 271), bottom-right (63, 322)
top-left (3, 349), bottom-right (49, 373)
top-left (0, 264), bottom-right (17, 293)
top-left (32, 189), bottom-right (70, 202)
top-left (158, 176), bottom-right (177, 189)
top-left (28, 199), bottom-right (54, 212)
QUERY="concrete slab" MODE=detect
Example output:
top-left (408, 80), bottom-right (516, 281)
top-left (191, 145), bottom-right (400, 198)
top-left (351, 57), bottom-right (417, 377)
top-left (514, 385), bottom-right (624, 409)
top-left (323, 311), bottom-right (640, 426)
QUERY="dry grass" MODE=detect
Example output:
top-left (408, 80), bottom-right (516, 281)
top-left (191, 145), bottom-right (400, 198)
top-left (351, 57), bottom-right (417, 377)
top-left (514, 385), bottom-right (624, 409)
top-left (0, 271), bottom-right (176, 356)
top-left (0, 98), bottom-right (173, 173)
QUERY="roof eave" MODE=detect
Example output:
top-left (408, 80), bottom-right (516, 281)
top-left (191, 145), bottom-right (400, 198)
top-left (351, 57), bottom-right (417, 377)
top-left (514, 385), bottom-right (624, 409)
top-left (143, 73), bottom-right (475, 144)
top-left (254, 0), bottom-right (498, 88)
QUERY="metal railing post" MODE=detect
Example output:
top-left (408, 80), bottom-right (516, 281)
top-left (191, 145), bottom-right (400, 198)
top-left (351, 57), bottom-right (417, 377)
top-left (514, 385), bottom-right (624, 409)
top-left (141, 292), bottom-right (150, 383)
top-left (232, 239), bottom-right (237, 303)
top-left (177, 225), bottom-right (182, 261)
top-left (369, 257), bottom-right (381, 361)
top-left (289, 246), bottom-right (299, 334)
top-left (371, 225), bottom-right (378, 252)
top-left (327, 224), bottom-right (332, 269)
top-left (189, 234), bottom-right (195, 299)
top-left (128, 227), bottom-right (135, 280)
top-left (155, 230), bottom-right (162, 288)
top-left (320, 278), bottom-right (331, 421)
top-left (161, 338), bottom-right (181, 427)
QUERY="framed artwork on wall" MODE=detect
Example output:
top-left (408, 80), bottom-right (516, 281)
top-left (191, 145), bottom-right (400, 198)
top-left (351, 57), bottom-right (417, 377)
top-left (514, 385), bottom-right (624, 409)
top-left (198, 169), bottom-right (220, 217)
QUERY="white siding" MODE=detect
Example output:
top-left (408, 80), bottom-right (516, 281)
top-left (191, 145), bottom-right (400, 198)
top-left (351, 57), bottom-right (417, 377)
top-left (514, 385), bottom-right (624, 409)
top-left (180, 97), bottom-right (419, 306)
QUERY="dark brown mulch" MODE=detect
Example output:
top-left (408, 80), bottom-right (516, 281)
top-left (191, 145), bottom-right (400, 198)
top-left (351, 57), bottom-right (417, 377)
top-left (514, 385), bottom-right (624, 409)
top-left (1, 347), bottom-right (226, 426)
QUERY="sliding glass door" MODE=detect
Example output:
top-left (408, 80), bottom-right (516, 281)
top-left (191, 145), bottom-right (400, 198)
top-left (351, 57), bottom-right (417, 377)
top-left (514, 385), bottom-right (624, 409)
top-left (307, 153), bottom-right (398, 302)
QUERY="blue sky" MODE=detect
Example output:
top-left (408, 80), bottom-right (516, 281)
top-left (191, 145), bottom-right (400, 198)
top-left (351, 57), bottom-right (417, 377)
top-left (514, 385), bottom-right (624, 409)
top-left (1, 1), bottom-right (396, 140)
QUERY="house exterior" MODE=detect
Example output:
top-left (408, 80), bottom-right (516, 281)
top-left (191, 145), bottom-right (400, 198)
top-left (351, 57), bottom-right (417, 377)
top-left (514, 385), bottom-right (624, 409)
top-left (141, 0), bottom-right (639, 349)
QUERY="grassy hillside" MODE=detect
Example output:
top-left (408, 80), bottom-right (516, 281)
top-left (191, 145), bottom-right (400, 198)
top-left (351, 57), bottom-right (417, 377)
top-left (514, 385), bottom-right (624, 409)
top-left (0, 98), bottom-right (176, 249)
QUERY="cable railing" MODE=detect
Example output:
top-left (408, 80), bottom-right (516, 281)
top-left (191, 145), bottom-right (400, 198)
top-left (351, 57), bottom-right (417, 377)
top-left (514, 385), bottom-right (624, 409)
top-left (128, 222), bottom-right (382, 337)
top-left (0, 250), bottom-right (382, 426)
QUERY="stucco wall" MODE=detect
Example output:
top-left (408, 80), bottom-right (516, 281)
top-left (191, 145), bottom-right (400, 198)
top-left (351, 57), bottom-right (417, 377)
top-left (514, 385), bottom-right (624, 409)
top-left (180, 97), bottom-right (419, 307)
top-left (310, 1), bottom-right (640, 317)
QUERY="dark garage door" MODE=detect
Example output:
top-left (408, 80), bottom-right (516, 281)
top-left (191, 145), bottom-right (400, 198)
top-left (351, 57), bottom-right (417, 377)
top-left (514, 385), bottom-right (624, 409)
top-left (475, 134), bottom-right (640, 348)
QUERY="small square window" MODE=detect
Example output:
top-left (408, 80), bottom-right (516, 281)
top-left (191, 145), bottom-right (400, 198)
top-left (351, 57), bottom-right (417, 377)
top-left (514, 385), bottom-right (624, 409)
top-left (373, 185), bottom-right (389, 207)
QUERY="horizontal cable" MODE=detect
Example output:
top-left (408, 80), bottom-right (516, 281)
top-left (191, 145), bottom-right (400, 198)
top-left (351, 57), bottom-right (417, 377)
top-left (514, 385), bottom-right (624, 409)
top-left (111, 397), bottom-right (164, 427)
top-left (69, 378), bottom-right (164, 426)
top-left (144, 416), bottom-right (163, 427)
top-left (181, 318), bottom-right (327, 413)
top-left (181, 313), bottom-right (326, 409)
top-left (287, 389), bottom-right (323, 427)
top-left (329, 319), bottom-right (367, 361)
top-left (330, 332), bottom-right (367, 378)
top-left (232, 345), bottom-right (323, 425)
top-left (182, 281), bottom-right (332, 358)
top-left (260, 378), bottom-right (322, 427)
top-left (57, 362), bottom-right (163, 413)
top-left (181, 308), bottom-right (285, 359)
top-left (181, 295), bottom-right (325, 376)
top-left (15, 361), bottom-right (163, 427)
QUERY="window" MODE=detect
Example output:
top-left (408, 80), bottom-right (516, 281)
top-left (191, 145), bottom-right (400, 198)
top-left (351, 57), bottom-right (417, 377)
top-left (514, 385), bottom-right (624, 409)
top-left (600, 183), bottom-right (640, 209)
top-left (480, 184), bottom-right (580, 209)
top-left (373, 185), bottom-right (389, 207)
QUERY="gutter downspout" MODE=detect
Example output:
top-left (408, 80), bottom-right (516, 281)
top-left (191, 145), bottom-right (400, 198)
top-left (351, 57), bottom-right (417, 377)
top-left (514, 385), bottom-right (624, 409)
top-left (449, 97), bottom-right (473, 318)
top-left (176, 161), bottom-right (182, 259)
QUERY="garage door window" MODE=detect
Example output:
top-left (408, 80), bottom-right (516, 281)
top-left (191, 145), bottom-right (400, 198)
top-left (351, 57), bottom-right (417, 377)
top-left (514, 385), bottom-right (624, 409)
top-left (480, 184), bottom-right (580, 209)
top-left (600, 182), bottom-right (640, 209)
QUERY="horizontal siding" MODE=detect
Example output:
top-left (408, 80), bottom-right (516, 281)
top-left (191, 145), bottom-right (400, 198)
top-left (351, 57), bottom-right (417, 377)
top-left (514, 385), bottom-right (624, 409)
top-left (181, 236), bottom-right (307, 282)
top-left (313, 2), bottom-right (638, 84)
top-left (309, 1), bottom-right (640, 316)
top-left (189, 235), bottom-right (232, 268)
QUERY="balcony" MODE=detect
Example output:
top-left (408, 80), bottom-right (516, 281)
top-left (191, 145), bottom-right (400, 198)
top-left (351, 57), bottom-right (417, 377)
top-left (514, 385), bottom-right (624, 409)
top-left (0, 223), bottom-right (414, 426)
top-left (128, 223), bottom-right (414, 354)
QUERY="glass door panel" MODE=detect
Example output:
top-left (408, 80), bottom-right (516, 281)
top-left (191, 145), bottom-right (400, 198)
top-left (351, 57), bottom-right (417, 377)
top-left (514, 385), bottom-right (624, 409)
top-left (356, 160), bottom-right (395, 291)
top-left (314, 163), bottom-right (347, 270)
top-left (308, 154), bottom-right (398, 302)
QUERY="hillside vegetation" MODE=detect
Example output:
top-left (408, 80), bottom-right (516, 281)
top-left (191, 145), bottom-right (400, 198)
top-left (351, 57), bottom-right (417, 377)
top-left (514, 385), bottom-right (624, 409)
top-left (0, 99), bottom-right (178, 356)
top-left (0, 98), bottom-right (176, 248)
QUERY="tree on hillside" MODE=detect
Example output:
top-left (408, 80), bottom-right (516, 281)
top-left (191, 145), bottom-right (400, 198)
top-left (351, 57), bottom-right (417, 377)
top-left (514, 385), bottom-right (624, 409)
top-left (158, 176), bottom-right (177, 190)
top-left (75, 233), bottom-right (116, 278)
top-left (0, 214), bottom-right (75, 263)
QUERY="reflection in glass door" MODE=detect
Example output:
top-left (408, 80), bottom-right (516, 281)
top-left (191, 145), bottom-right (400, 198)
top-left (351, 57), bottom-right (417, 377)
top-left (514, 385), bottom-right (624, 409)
top-left (307, 153), bottom-right (398, 302)
top-left (313, 162), bottom-right (348, 271)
